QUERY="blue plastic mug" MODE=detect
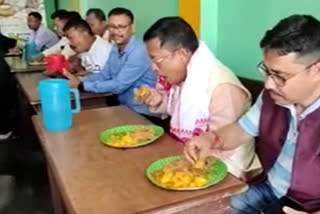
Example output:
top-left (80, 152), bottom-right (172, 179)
top-left (37, 79), bottom-right (81, 131)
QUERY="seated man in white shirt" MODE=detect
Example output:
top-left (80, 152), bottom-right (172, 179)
top-left (32, 10), bottom-right (82, 62)
top-left (27, 12), bottom-right (59, 51)
top-left (63, 18), bottom-right (112, 74)
top-left (86, 8), bottom-right (111, 42)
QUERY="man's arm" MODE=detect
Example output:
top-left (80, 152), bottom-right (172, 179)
top-left (283, 206), bottom-right (320, 214)
top-left (216, 91), bottom-right (263, 150)
top-left (184, 92), bottom-right (263, 162)
top-left (208, 83), bottom-right (250, 130)
top-left (42, 38), bottom-right (67, 56)
top-left (208, 83), bottom-right (254, 149)
top-left (217, 122), bottom-right (254, 150)
top-left (83, 50), bottom-right (152, 94)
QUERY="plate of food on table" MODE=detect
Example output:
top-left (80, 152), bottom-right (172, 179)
top-left (146, 155), bottom-right (228, 190)
top-left (100, 124), bottom-right (164, 148)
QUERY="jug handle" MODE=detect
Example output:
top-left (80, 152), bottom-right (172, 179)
top-left (70, 89), bottom-right (81, 114)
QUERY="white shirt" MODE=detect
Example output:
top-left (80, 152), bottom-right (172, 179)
top-left (102, 29), bottom-right (110, 42)
top-left (42, 37), bottom-right (75, 59)
top-left (80, 36), bottom-right (112, 73)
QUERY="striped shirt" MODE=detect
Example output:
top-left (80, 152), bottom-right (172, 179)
top-left (238, 91), bottom-right (320, 197)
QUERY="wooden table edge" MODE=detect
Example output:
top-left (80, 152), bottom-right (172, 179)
top-left (31, 110), bottom-right (248, 214)
top-left (31, 115), bottom-right (79, 214)
top-left (138, 180), bottom-right (247, 214)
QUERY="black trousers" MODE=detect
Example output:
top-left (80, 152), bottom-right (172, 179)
top-left (0, 58), bottom-right (17, 135)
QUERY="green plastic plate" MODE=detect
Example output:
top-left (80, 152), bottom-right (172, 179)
top-left (100, 124), bottom-right (164, 148)
top-left (146, 155), bottom-right (228, 191)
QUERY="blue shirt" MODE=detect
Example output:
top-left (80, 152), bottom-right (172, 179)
top-left (238, 91), bottom-right (320, 197)
top-left (83, 36), bottom-right (157, 116)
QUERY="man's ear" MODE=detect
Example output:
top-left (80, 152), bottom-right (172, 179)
top-left (315, 60), bottom-right (320, 72)
top-left (131, 24), bottom-right (135, 33)
top-left (176, 48), bottom-right (191, 62)
top-left (310, 60), bottom-right (320, 82)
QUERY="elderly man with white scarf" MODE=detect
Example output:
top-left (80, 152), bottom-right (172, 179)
top-left (141, 17), bottom-right (261, 180)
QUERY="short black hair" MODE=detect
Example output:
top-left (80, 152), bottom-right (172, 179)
top-left (50, 9), bottom-right (69, 20)
top-left (260, 15), bottom-right (320, 56)
top-left (108, 7), bottom-right (134, 24)
top-left (67, 11), bottom-right (82, 21)
top-left (86, 8), bottom-right (106, 21)
top-left (28, 12), bottom-right (42, 21)
top-left (63, 19), bottom-right (94, 36)
top-left (143, 17), bottom-right (199, 53)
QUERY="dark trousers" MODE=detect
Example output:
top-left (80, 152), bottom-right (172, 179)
top-left (0, 57), bottom-right (17, 135)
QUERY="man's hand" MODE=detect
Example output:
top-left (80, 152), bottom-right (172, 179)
top-left (63, 69), bottom-right (81, 88)
top-left (136, 87), bottom-right (163, 112)
top-left (68, 55), bottom-right (85, 75)
top-left (283, 206), bottom-right (320, 214)
top-left (184, 131), bottom-right (226, 164)
top-left (8, 47), bottom-right (22, 55)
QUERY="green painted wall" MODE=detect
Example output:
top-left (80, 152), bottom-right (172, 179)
top-left (200, 0), bottom-right (218, 53)
top-left (201, 0), bottom-right (320, 80)
top-left (57, 0), bottom-right (80, 11)
top-left (57, 0), bottom-right (71, 10)
top-left (50, 0), bottom-right (178, 38)
top-left (44, 0), bottom-right (56, 28)
top-left (79, 0), bottom-right (178, 38)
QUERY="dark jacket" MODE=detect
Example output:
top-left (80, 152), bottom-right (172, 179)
top-left (257, 90), bottom-right (320, 212)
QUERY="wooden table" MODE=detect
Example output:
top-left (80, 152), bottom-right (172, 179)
top-left (15, 72), bottom-right (113, 110)
top-left (32, 106), bottom-right (246, 214)
top-left (6, 56), bottom-right (45, 73)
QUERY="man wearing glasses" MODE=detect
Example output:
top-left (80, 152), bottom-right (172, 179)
top-left (64, 7), bottom-right (157, 117)
top-left (184, 15), bottom-right (320, 214)
top-left (141, 17), bottom-right (260, 180)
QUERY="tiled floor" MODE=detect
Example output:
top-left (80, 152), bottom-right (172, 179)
top-left (0, 139), bottom-right (52, 214)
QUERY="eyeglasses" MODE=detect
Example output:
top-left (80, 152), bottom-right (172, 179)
top-left (151, 54), bottom-right (173, 67)
top-left (257, 58), bottom-right (320, 87)
top-left (151, 50), bottom-right (178, 67)
top-left (108, 24), bottom-right (131, 31)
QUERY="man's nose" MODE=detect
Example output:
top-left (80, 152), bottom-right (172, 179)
top-left (264, 76), bottom-right (277, 90)
top-left (151, 62), bottom-right (160, 73)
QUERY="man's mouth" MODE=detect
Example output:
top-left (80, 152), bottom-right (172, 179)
top-left (113, 35), bottom-right (123, 39)
top-left (270, 90), bottom-right (283, 99)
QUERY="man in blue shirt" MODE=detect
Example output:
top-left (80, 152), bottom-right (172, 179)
top-left (64, 8), bottom-right (157, 116)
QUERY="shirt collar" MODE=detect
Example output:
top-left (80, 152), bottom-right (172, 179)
top-left (87, 36), bottom-right (99, 54)
top-left (34, 25), bottom-right (43, 33)
top-left (117, 35), bottom-right (135, 56)
top-left (280, 95), bottom-right (320, 119)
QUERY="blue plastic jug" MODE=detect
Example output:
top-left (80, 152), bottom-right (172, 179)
top-left (23, 41), bottom-right (39, 62)
top-left (37, 79), bottom-right (81, 131)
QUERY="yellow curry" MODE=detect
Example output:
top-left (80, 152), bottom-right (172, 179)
top-left (152, 159), bottom-right (210, 189)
